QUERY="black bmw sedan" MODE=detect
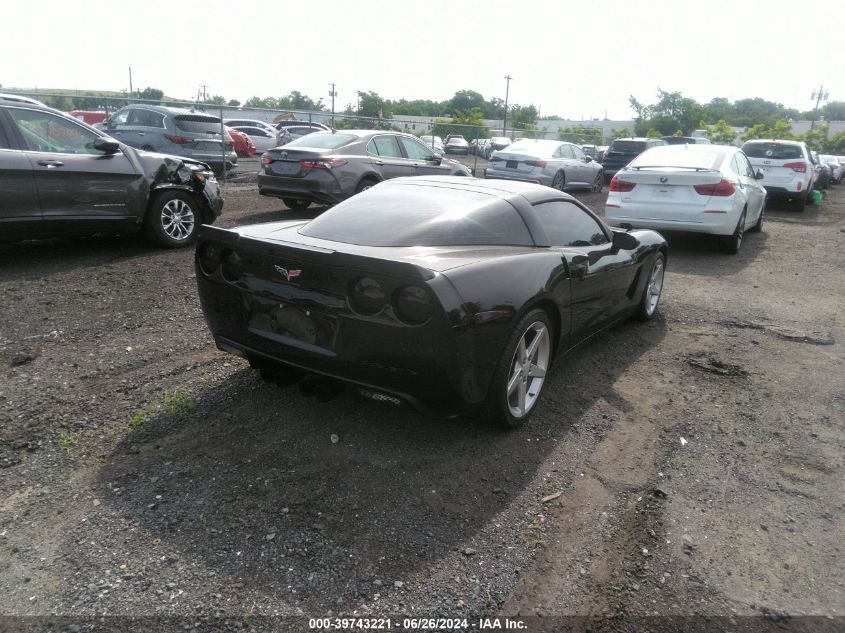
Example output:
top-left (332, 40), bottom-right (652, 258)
top-left (196, 176), bottom-right (667, 427)
top-left (0, 94), bottom-right (223, 248)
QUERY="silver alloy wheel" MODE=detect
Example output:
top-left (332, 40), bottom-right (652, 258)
top-left (160, 198), bottom-right (195, 241)
top-left (593, 172), bottom-right (603, 192)
top-left (506, 321), bottom-right (551, 418)
top-left (552, 171), bottom-right (565, 190)
top-left (645, 258), bottom-right (665, 316)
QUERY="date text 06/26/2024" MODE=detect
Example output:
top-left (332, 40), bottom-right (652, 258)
top-left (308, 617), bottom-right (527, 630)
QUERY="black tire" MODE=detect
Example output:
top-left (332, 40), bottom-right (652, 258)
top-left (632, 253), bottom-right (665, 321)
top-left (748, 206), bottom-right (764, 233)
top-left (282, 198), bottom-right (311, 211)
top-left (144, 190), bottom-right (201, 248)
top-left (551, 171), bottom-right (566, 191)
top-left (592, 171), bottom-right (604, 192)
top-left (717, 210), bottom-right (746, 255)
top-left (356, 177), bottom-right (378, 194)
top-left (792, 193), bottom-right (807, 212)
top-left (482, 308), bottom-right (553, 429)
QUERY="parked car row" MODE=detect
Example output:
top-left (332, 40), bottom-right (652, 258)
top-left (484, 139), bottom-right (604, 193)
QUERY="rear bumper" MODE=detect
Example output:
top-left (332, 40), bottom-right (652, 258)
top-left (257, 173), bottom-right (345, 204)
top-left (196, 273), bottom-right (474, 415)
top-left (484, 167), bottom-right (549, 186)
top-left (605, 206), bottom-right (740, 236)
top-left (763, 185), bottom-right (808, 197)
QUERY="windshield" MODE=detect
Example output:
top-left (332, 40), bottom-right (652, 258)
top-left (630, 146), bottom-right (725, 170)
top-left (741, 142), bottom-right (803, 160)
top-left (609, 140), bottom-right (647, 153)
top-left (284, 132), bottom-right (357, 149)
top-left (299, 185), bottom-right (533, 247)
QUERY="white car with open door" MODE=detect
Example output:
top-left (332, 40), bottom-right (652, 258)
top-left (605, 144), bottom-right (766, 254)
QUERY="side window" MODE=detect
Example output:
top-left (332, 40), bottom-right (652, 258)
top-left (109, 109), bottom-right (130, 126)
top-left (556, 144), bottom-right (574, 159)
top-left (366, 138), bottom-right (379, 155)
top-left (533, 200), bottom-right (609, 247)
top-left (729, 155), bottom-right (742, 176)
top-left (571, 145), bottom-right (586, 160)
top-left (126, 109), bottom-right (146, 126)
top-left (8, 108), bottom-right (104, 155)
top-left (736, 153), bottom-right (755, 178)
top-left (371, 135), bottom-right (402, 158)
top-left (0, 119), bottom-right (12, 149)
top-left (148, 112), bottom-right (166, 128)
top-left (399, 137), bottom-right (434, 159)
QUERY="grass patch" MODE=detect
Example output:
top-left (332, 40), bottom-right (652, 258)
top-left (129, 388), bottom-right (197, 430)
top-left (56, 429), bottom-right (78, 450)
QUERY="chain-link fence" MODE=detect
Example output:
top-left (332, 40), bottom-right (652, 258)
top-left (4, 90), bottom-right (617, 180)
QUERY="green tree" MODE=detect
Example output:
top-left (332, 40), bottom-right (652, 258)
top-left (449, 90), bottom-right (485, 113)
top-left (206, 95), bottom-right (226, 105)
top-left (559, 126), bottom-right (601, 143)
top-left (137, 87), bottom-right (164, 103)
top-left (228, 99), bottom-right (241, 107)
top-left (509, 104), bottom-right (538, 131)
top-left (702, 119), bottom-right (737, 145)
top-left (433, 108), bottom-right (489, 140)
top-left (357, 91), bottom-right (389, 118)
top-left (611, 127), bottom-right (632, 138)
top-left (741, 119), bottom-right (795, 142)
top-left (630, 89), bottom-right (704, 135)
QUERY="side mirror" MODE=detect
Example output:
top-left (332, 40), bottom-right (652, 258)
top-left (427, 155), bottom-right (442, 165)
top-left (585, 156), bottom-right (593, 162)
top-left (755, 169), bottom-right (764, 180)
top-left (611, 229), bottom-right (638, 251)
top-left (94, 137), bottom-right (121, 154)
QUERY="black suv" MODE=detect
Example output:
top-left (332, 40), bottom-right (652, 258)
top-left (601, 138), bottom-right (668, 177)
top-left (0, 94), bottom-right (223, 247)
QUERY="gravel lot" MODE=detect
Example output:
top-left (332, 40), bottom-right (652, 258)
top-left (1, 166), bottom-right (843, 632)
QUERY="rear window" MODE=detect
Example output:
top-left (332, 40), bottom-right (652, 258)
top-left (741, 142), bottom-right (803, 160)
top-left (285, 132), bottom-right (357, 149)
top-left (630, 146), bottom-right (726, 170)
top-left (174, 115), bottom-right (223, 134)
top-left (662, 137), bottom-right (696, 145)
top-left (609, 140), bottom-right (647, 153)
top-left (299, 185), bottom-right (533, 247)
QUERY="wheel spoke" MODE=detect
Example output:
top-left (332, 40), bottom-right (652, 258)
top-left (517, 379), bottom-right (527, 415)
top-left (525, 326), bottom-right (545, 360)
top-left (517, 337), bottom-right (527, 363)
top-left (528, 363), bottom-right (546, 378)
top-left (507, 367), bottom-right (522, 395)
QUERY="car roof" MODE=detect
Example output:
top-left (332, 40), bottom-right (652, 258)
top-left (383, 175), bottom-right (578, 205)
top-left (742, 139), bottom-right (803, 145)
top-left (0, 93), bottom-right (48, 107)
top-left (614, 137), bottom-right (661, 142)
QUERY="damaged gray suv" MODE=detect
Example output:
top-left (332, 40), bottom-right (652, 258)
top-left (0, 94), bottom-right (223, 248)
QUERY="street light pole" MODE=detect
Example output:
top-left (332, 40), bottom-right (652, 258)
top-left (329, 82), bottom-right (337, 128)
top-left (810, 85), bottom-right (829, 131)
top-left (503, 75), bottom-right (513, 138)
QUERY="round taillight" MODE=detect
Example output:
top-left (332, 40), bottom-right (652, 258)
top-left (349, 277), bottom-right (386, 315)
top-left (221, 250), bottom-right (244, 283)
top-left (394, 285), bottom-right (434, 325)
top-left (198, 241), bottom-right (221, 276)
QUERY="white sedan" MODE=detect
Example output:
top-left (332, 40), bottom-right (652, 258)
top-left (605, 144), bottom-right (766, 254)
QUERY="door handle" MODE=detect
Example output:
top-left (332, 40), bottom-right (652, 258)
top-left (36, 160), bottom-right (64, 168)
top-left (375, 160), bottom-right (384, 166)
top-left (137, 132), bottom-right (145, 136)
top-left (412, 163), bottom-right (420, 168)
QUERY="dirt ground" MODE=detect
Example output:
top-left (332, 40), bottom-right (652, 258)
top-left (0, 167), bottom-right (843, 633)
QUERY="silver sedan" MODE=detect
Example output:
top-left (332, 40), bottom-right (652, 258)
top-left (485, 139), bottom-right (604, 192)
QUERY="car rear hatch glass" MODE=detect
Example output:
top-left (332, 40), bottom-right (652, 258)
top-left (742, 142), bottom-right (806, 184)
top-left (174, 115), bottom-right (228, 151)
top-left (299, 185), bottom-right (533, 247)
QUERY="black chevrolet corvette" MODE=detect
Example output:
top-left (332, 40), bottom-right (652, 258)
top-left (196, 176), bottom-right (667, 427)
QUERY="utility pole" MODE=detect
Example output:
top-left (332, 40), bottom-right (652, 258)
top-left (200, 84), bottom-right (209, 101)
top-left (128, 67), bottom-right (133, 99)
top-left (329, 82), bottom-right (337, 128)
top-left (503, 75), bottom-right (513, 138)
top-left (810, 85), bottom-right (829, 130)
